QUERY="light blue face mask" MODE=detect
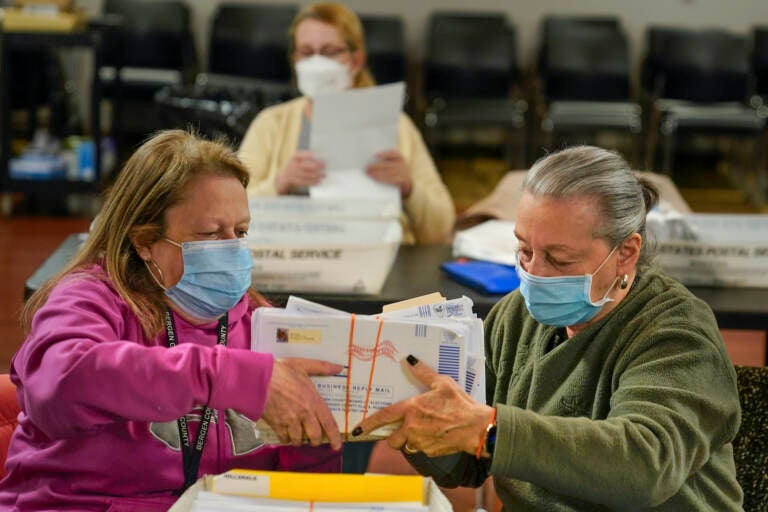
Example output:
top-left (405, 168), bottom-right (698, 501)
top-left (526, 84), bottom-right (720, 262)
top-left (156, 238), bottom-right (254, 322)
top-left (517, 246), bottom-right (618, 327)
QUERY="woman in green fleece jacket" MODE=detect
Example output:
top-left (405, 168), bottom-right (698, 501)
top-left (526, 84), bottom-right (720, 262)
top-left (354, 145), bottom-right (743, 511)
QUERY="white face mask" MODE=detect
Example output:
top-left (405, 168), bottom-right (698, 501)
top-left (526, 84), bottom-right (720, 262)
top-left (295, 54), bottom-right (351, 97)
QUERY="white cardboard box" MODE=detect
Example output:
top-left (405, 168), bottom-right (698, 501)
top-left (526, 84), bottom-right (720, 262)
top-left (652, 213), bottom-right (768, 288)
top-left (249, 196), bottom-right (402, 220)
top-left (248, 218), bottom-right (402, 294)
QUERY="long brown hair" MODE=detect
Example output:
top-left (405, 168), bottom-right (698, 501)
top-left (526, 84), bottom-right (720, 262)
top-left (290, 2), bottom-right (376, 88)
top-left (22, 130), bottom-right (255, 338)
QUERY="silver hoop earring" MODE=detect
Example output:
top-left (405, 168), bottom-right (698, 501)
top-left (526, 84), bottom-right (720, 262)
top-left (619, 274), bottom-right (629, 290)
top-left (144, 259), bottom-right (167, 290)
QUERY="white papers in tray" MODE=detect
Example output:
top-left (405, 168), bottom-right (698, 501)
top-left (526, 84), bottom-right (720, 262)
top-left (249, 196), bottom-right (401, 220)
top-left (189, 491), bottom-right (430, 511)
top-left (453, 219), bottom-right (518, 266)
top-left (248, 218), bottom-right (401, 294)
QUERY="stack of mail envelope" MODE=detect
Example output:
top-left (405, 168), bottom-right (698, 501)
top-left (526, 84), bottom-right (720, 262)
top-left (251, 295), bottom-right (485, 442)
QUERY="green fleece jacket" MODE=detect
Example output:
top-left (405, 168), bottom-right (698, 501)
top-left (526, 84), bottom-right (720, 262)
top-left (409, 265), bottom-right (743, 511)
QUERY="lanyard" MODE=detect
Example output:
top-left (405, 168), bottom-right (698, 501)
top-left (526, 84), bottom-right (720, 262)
top-left (164, 309), bottom-right (228, 492)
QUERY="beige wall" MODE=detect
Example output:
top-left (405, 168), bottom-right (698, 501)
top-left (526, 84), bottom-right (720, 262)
top-left (85, 0), bottom-right (767, 81)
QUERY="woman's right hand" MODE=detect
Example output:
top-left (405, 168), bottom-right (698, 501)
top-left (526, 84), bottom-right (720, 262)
top-left (262, 357), bottom-right (343, 449)
top-left (274, 150), bottom-right (326, 194)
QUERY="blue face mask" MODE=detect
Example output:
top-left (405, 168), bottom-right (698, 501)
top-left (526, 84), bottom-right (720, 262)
top-left (157, 238), bottom-right (254, 322)
top-left (517, 246), bottom-right (618, 327)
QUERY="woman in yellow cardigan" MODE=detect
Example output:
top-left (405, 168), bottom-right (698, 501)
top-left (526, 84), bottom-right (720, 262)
top-left (237, 2), bottom-right (455, 245)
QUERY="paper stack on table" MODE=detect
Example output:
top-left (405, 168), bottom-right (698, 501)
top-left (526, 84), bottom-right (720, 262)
top-left (251, 294), bottom-right (485, 443)
top-left (452, 219), bottom-right (518, 266)
top-left (446, 220), bottom-right (521, 294)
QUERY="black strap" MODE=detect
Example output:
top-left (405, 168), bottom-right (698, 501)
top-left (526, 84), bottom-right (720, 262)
top-left (164, 310), bottom-right (228, 492)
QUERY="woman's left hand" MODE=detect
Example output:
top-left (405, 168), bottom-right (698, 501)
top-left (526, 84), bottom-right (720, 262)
top-left (366, 149), bottom-right (413, 199)
top-left (352, 357), bottom-right (495, 457)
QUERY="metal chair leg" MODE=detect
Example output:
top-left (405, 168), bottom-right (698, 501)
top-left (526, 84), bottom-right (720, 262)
top-left (661, 116), bottom-right (677, 176)
top-left (753, 131), bottom-right (767, 206)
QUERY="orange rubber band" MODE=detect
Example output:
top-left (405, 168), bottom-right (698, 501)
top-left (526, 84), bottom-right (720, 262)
top-left (343, 314), bottom-right (356, 438)
top-left (361, 318), bottom-right (385, 422)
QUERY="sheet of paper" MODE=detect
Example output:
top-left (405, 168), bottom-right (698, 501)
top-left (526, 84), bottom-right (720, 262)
top-left (452, 219), bottom-right (519, 266)
top-left (309, 82), bottom-right (405, 200)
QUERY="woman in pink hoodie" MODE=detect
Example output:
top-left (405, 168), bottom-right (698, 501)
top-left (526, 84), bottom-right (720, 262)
top-left (0, 130), bottom-right (343, 511)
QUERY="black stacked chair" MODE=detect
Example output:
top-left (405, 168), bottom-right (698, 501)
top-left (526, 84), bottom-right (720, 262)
top-left (162, 3), bottom-right (300, 144)
top-left (535, 15), bottom-right (641, 164)
top-left (643, 28), bottom-right (767, 203)
top-left (753, 28), bottom-right (768, 198)
top-left (641, 26), bottom-right (686, 99)
top-left (538, 16), bottom-right (621, 81)
top-left (422, 11), bottom-right (526, 168)
top-left (753, 27), bottom-right (768, 99)
top-left (154, 82), bottom-right (263, 146)
top-left (733, 365), bottom-right (768, 512)
top-left (360, 15), bottom-right (406, 85)
top-left (100, 0), bottom-right (197, 147)
top-left (6, 48), bottom-right (67, 139)
top-left (207, 3), bottom-right (297, 84)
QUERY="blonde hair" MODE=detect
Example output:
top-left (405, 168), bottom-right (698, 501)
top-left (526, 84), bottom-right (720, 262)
top-left (22, 130), bottom-right (255, 338)
top-left (290, 2), bottom-right (376, 88)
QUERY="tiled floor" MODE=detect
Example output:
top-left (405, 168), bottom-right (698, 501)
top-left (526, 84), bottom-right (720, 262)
top-left (0, 215), bottom-right (92, 373)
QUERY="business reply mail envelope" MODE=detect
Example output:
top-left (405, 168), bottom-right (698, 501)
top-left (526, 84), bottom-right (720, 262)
top-left (251, 308), bottom-right (469, 443)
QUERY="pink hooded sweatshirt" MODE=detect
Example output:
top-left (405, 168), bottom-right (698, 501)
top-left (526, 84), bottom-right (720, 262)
top-left (0, 267), bottom-right (340, 511)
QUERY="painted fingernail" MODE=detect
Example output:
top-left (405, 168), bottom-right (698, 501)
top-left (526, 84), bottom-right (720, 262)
top-left (406, 355), bottom-right (419, 366)
top-left (351, 426), bottom-right (363, 437)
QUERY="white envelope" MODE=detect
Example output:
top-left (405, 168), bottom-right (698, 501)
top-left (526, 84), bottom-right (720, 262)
top-left (251, 308), bottom-right (470, 442)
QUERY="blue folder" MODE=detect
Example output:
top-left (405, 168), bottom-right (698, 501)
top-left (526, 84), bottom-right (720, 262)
top-left (441, 259), bottom-right (521, 295)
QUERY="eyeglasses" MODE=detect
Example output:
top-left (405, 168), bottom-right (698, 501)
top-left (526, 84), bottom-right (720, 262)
top-left (294, 45), bottom-right (350, 60)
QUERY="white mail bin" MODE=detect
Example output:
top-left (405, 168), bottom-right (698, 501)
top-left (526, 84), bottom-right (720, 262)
top-left (249, 196), bottom-right (401, 220)
top-left (652, 213), bottom-right (768, 288)
top-left (248, 219), bottom-right (402, 294)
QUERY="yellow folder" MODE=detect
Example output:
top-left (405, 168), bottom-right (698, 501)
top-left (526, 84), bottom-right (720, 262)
top-left (1, 8), bottom-right (86, 32)
top-left (208, 469), bottom-right (426, 503)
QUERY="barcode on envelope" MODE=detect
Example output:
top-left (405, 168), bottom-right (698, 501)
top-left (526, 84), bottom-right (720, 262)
top-left (417, 305), bottom-right (432, 318)
top-left (414, 324), bottom-right (427, 337)
top-left (438, 345), bottom-right (461, 383)
top-left (465, 369), bottom-right (475, 393)
top-left (446, 303), bottom-right (464, 317)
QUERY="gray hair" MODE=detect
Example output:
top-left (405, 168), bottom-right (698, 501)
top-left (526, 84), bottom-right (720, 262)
top-left (522, 146), bottom-right (659, 266)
